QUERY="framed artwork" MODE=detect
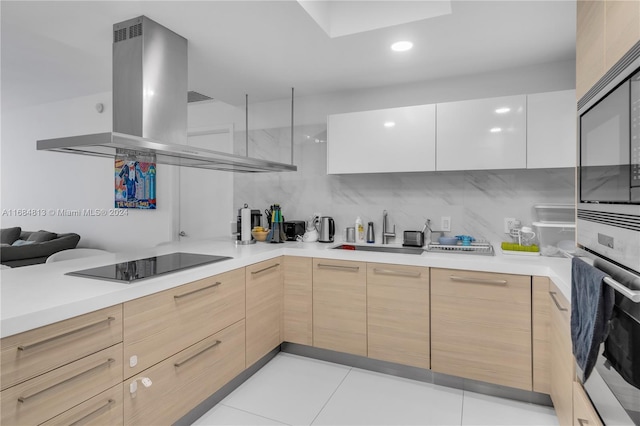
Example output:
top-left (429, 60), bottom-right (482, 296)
top-left (115, 151), bottom-right (156, 209)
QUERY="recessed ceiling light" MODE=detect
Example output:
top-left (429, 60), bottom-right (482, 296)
top-left (490, 127), bottom-right (502, 133)
top-left (495, 107), bottom-right (511, 114)
top-left (384, 121), bottom-right (396, 128)
top-left (391, 41), bottom-right (413, 52)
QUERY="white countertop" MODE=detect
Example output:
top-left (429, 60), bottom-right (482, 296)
top-left (0, 238), bottom-right (571, 338)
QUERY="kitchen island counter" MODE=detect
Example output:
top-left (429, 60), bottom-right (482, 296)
top-left (0, 238), bottom-right (571, 338)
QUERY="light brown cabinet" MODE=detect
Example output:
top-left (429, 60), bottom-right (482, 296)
top-left (549, 280), bottom-right (574, 426)
top-left (431, 268), bottom-right (532, 391)
top-left (1, 343), bottom-right (123, 426)
top-left (42, 383), bottom-right (123, 426)
top-left (533, 276), bottom-right (552, 394)
top-left (283, 256), bottom-right (313, 346)
top-left (246, 257), bottom-right (283, 367)
top-left (123, 320), bottom-right (246, 425)
top-left (123, 268), bottom-right (245, 378)
top-left (577, 0), bottom-right (640, 100)
top-left (573, 381), bottom-right (603, 426)
top-left (313, 258), bottom-right (367, 356)
top-left (367, 263), bottom-right (430, 369)
top-left (0, 305), bottom-right (122, 391)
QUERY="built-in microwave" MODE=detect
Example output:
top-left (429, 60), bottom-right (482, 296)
top-left (578, 56), bottom-right (640, 275)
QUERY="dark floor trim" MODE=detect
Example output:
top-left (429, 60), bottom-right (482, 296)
top-left (281, 342), bottom-right (553, 407)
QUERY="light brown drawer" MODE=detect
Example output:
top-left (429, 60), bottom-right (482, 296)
top-left (431, 268), bottom-right (532, 391)
top-left (1, 305), bottom-right (122, 391)
top-left (246, 258), bottom-right (283, 367)
top-left (124, 268), bottom-right (245, 378)
top-left (41, 383), bottom-right (123, 426)
top-left (367, 263), bottom-right (430, 369)
top-left (123, 320), bottom-right (246, 426)
top-left (313, 258), bottom-right (367, 356)
top-left (283, 256), bottom-right (313, 346)
top-left (1, 343), bottom-right (123, 426)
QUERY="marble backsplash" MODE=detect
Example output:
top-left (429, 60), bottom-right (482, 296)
top-left (234, 124), bottom-right (575, 244)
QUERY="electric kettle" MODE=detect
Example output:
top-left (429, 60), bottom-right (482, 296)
top-left (318, 217), bottom-right (335, 243)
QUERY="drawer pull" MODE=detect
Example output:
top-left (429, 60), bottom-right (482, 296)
top-left (174, 340), bottom-right (222, 368)
top-left (373, 268), bottom-right (421, 278)
top-left (173, 282), bottom-right (221, 299)
top-left (17, 317), bottom-right (116, 351)
top-left (18, 358), bottom-right (115, 403)
top-left (317, 263), bottom-right (360, 272)
top-left (577, 419), bottom-right (589, 426)
top-left (69, 399), bottom-right (115, 426)
top-left (549, 291), bottom-right (569, 312)
top-left (251, 263), bottom-right (280, 275)
top-left (449, 275), bottom-right (507, 285)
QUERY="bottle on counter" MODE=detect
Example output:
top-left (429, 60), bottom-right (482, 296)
top-left (355, 216), bottom-right (364, 243)
top-left (366, 221), bottom-right (375, 243)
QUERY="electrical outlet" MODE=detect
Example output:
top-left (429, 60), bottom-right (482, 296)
top-left (504, 217), bottom-right (517, 233)
top-left (441, 216), bottom-right (451, 232)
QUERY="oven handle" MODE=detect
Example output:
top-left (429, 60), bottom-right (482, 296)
top-left (560, 250), bottom-right (640, 303)
top-left (603, 277), bottom-right (640, 303)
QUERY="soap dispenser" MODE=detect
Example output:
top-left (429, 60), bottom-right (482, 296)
top-left (366, 222), bottom-right (375, 243)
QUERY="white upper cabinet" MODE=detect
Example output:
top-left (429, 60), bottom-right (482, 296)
top-left (436, 95), bottom-right (527, 171)
top-left (327, 104), bottom-right (436, 174)
top-left (526, 90), bottom-right (577, 169)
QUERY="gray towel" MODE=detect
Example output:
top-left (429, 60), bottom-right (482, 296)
top-left (571, 257), bottom-right (615, 381)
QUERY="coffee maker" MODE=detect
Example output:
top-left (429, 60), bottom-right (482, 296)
top-left (237, 206), bottom-right (262, 242)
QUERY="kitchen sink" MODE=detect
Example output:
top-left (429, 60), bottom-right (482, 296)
top-left (332, 244), bottom-right (424, 255)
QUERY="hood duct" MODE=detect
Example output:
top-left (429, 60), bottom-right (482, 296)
top-left (37, 16), bottom-right (297, 173)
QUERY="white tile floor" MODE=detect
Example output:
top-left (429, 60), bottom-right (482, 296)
top-left (192, 353), bottom-right (559, 426)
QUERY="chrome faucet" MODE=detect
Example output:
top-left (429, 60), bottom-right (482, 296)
top-left (382, 210), bottom-right (396, 244)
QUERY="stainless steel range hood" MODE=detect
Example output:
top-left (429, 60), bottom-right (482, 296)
top-left (37, 16), bottom-right (297, 173)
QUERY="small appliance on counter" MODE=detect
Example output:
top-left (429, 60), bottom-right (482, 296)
top-left (283, 221), bottom-right (305, 241)
top-left (318, 217), bottom-right (335, 243)
top-left (403, 231), bottom-right (424, 247)
top-left (237, 204), bottom-right (261, 244)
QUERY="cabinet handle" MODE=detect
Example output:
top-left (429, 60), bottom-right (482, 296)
top-left (549, 291), bottom-right (569, 312)
top-left (449, 275), bottom-right (507, 285)
top-left (577, 419), bottom-right (589, 426)
top-left (69, 399), bottom-right (115, 425)
top-left (251, 263), bottom-right (280, 275)
top-left (373, 268), bottom-right (421, 278)
top-left (174, 340), bottom-right (222, 368)
top-left (317, 263), bottom-right (360, 272)
top-left (18, 358), bottom-right (115, 403)
top-left (17, 317), bottom-right (116, 351)
top-left (173, 282), bottom-right (221, 299)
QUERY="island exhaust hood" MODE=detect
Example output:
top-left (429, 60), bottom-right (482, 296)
top-left (37, 16), bottom-right (297, 173)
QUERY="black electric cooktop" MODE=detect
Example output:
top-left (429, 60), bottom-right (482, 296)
top-left (66, 252), bottom-right (232, 283)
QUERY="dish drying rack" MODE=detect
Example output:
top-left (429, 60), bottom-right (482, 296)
top-left (426, 241), bottom-right (495, 256)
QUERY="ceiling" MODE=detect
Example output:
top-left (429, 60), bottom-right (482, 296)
top-left (1, 1), bottom-right (576, 110)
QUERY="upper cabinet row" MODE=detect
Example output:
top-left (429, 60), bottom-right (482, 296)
top-left (326, 90), bottom-right (576, 174)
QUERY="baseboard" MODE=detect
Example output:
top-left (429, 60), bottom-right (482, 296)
top-left (281, 342), bottom-right (553, 407)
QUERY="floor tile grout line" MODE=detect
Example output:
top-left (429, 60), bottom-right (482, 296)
top-left (309, 367), bottom-right (353, 426)
top-left (218, 403), bottom-right (294, 426)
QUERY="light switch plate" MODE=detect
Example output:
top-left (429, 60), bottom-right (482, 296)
top-left (504, 217), bottom-right (516, 233)
top-left (441, 216), bottom-right (451, 232)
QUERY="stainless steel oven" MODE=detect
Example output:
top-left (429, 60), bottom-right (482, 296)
top-left (577, 43), bottom-right (640, 425)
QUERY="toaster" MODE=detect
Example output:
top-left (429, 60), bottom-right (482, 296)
top-left (403, 230), bottom-right (425, 247)
top-left (283, 221), bottom-right (306, 241)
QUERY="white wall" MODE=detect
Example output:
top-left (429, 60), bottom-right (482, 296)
top-left (1, 92), bottom-right (178, 251)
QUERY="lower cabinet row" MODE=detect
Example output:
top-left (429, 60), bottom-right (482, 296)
top-left (1, 255), bottom-right (601, 425)
top-left (286, 257), bottom-right (533, 391)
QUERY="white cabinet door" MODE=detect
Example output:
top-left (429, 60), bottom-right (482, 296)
top-left (526, 90), bottom-right (577, 169)
top-left (436, 95), bottom-right (527, 171)
top-left (327, 104), bottom-right (436, 174)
